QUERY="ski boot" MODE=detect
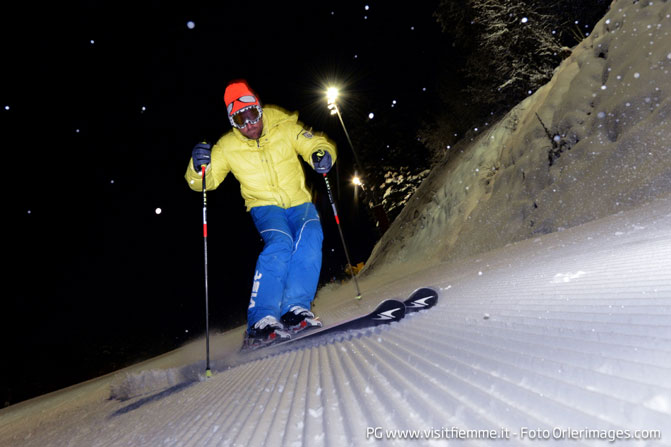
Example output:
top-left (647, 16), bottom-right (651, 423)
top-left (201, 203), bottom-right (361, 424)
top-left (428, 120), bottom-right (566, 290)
top-left (280, 306), bottom-right (322, 334)
top-left (242, 316), bottom-right (291, 350)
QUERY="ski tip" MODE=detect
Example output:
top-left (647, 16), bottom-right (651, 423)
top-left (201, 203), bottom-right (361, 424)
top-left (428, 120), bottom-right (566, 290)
top-left (205, 369), bottom-right (213, 379)
top-left (404, 287), bottom-right (439, 312)
top-left (372, 299), bottom-right (406, 322)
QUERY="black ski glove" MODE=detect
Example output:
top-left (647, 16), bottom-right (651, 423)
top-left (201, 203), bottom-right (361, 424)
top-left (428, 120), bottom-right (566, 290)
top-left (311, 149), bottom-right (332, 174)
top-left (192, 142), bottom-right (212, 172)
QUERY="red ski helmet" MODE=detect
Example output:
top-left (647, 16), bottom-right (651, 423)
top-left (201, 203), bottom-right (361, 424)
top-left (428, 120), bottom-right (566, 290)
top-left (223, 80), bottom-right (263, 128)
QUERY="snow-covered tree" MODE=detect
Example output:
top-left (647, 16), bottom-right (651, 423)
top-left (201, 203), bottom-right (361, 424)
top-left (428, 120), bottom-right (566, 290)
top-left (434, 0), bottom-right (564, 119)
top-left (424, 0), bottom-right (610, 161)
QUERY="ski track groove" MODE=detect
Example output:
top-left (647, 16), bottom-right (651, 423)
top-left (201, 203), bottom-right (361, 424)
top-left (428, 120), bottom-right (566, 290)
top-left (322, 341), bottom-right (365, 446)
top-left (383, 324), bottom-right (612, 430)
top-left (248, 352), bottom-right (303, 446)
top-left (343, 335), bottom-right (446, 440)
top-left (417, 313), bottom-right (671, 368)
top-left (281, 350), bottom-right (311, 447)
top-left (391, 319), bottom-right (669, 428)
top-left (354, 331), bottom-right (539, 434)
top-left (424, 318), bottom-right (671, 378)
top-left (224, 354), bottom-right (294, 445)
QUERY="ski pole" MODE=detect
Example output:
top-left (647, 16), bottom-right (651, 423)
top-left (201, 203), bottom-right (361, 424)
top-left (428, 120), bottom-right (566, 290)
top-left (201, 164), bottom-right (212, 378)
top-left (323, 172), bottom-right (362, 300)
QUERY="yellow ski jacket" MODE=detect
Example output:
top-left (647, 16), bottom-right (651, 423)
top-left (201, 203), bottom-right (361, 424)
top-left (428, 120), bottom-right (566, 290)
top-left (185, 105), bottom-right (337, 211)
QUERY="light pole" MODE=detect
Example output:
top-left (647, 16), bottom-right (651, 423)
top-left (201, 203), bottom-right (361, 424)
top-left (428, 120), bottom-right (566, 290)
top-left (326, 87), bottom-right (389, 234)
top-left (327, 88), bottom-right (365, 178)
top-left (352, 175), bottom-right (364, 191)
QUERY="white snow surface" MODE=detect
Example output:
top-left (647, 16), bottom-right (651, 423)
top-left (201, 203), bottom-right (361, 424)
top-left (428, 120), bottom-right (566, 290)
top-left (2, 192), bottom-right (670, 447)
top-left (2, 1), bottom-right (671, 446)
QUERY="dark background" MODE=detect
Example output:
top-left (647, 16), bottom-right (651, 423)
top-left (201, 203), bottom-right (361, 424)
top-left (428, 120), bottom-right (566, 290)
top-left (2, 2), bottom-right (446, 406)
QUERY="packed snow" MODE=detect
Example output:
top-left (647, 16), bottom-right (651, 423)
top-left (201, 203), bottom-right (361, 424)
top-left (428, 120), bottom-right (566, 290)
top-left (1, 1), bottom-right (670, 446)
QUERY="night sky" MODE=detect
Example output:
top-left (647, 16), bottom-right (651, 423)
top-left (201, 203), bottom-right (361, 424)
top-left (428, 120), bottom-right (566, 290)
top-left (2, 2), bottom-right (446, 405)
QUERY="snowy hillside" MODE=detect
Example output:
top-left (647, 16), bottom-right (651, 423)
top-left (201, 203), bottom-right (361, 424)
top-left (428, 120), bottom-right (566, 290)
top-left (1, 1), bottom-right (670, 446)
top-left (365, 0), bottom-right (671, 276)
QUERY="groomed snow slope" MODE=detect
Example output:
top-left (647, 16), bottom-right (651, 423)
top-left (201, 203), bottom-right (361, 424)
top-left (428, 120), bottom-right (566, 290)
top-left (2, 197), bottom-right (670, 446)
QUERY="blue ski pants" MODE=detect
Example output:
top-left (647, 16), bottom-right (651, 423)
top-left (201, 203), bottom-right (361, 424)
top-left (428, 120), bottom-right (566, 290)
top-left (247, 202), bottom-right (323, 329)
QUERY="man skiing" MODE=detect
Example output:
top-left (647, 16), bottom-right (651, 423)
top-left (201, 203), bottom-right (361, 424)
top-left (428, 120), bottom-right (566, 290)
top-left (185, 79), bottom-right (337, 348)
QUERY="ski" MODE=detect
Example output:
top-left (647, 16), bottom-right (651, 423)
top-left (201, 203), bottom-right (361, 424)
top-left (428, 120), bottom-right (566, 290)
top-left (239, 287), bottom-right (439, 352)
top-left (263, 298), bottom-right (406, 350)
top-left (240, 299), bottom-right (405, 352)
top-left (403, 287), bottom-right (439, 313)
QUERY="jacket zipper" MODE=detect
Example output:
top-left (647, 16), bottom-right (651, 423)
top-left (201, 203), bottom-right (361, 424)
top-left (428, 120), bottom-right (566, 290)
top-left (257, 138), bottom-right (286, 208)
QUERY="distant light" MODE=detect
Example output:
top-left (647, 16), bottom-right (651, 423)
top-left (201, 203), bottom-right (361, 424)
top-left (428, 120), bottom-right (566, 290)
top-left (186, 21), bottom-right (195, 29)
top-left (365, 5), bottom-right (370, 10)
top-left (90, 39), bottom-right (95, 45)
top-left (155, 208), bottom-right (162, 215)
top-left (110, 179), bottom-right (115, 184)
top-left (352, 176), bottom-right (362, 186)
top-left (326, 87), bottom-right (339, 104)
top-left (410, 26), bottom-right (415, 31)
top-left (27, 210), bottom-right (31, 215)
top-left (368, 112), bottom-right (374, 119)
top-left (141, 106), bottom-right (147, 113)
top-left (521, 17), bottom-right (529, 24)
top-left (75, 128), bottom-right (80, 133)
top-left (4, 105), bottom-right (9, 111)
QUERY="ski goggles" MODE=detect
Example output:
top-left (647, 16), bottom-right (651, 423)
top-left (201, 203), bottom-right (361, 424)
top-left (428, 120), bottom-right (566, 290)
top-left (229, 105), bottom-right (263, 129)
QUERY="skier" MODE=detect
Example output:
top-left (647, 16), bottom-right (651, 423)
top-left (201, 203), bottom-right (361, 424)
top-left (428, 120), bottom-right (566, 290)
top-left (185, 79), bottom-right (337, 347)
